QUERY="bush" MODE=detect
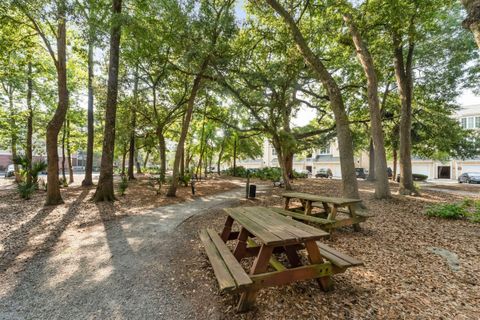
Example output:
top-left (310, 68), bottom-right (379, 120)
top-left (412, 174), bottom-right (428, 181)
top-left (425, 203), bottom-right (466, 219)
top-left (17, 182), bottom-right (36, 200)
top-left (118, 176), bottom-right (128, 196)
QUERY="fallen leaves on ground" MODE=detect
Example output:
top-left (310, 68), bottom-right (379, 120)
top-left (174, 178), bottom-right (480, 319)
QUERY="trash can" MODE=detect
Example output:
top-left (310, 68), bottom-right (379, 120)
top-left (249, 184), bottom-right (256, 198)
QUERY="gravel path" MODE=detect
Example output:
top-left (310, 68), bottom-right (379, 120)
top-left (0, 185), bottom-right (259, 320)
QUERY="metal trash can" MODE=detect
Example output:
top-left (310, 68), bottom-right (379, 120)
top-left (249, 184), bottom-right (256, 198)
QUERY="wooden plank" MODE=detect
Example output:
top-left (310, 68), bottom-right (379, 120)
top-left (270, 207), bottom-right (334, 226)
top-left (243, 207), bottom-right (300, 241)
top-left (199, 229), bottom-right (237, 292)
top-left (206, 229), bottom-right (253, 289)
top-left (226, 208), bottom-right (283, 246)
top-left (316, 242), bottom-right (364, 268)
top-left (249, 263), bottom-right (333, 289)
top-left (282, 192), bottom-right (362, 206)
top-left (247, 207), bottom-right (329, 240)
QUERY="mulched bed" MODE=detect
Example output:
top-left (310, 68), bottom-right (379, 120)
top-left (172, 179), bottom-right (480, 319)
top-left (0, 176), bottom-right (239, 273)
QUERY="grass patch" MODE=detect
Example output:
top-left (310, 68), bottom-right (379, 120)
top-left (425, 199), bottom-right (480, 222)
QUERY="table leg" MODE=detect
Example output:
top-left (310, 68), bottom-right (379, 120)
top-left (233, 227), bottom-right (249, 261)
top-left (220, 216), bottom-right (234, 242)
top-left (237, 245), bottom-right (274, 312)
top-left (327, 205), bottom-right (338, 220)
top-left (349, 205), bottom-right (361, 232)
top-left (305, 200), bottom-right (312, 216)
top-left (284, 245), bottom-right (301, 267)
top-left (322, 202), bottom-right (330, 214)
top-left (304, 240), bottom-right (333, 291)
top-left (284, 197), bottom-right (291, 210)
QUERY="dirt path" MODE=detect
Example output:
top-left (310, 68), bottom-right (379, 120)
top-left (0, 185), bottom-right (264, 320)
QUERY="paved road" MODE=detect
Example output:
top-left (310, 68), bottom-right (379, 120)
top-left (0, 185), bottom-right (259, 320)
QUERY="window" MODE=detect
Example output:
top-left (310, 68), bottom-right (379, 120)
top-left (319, 146), bottom-right (330, 155)
top-left (271, 148), bottom-right (277, 156)
top-left (461, 118), bottom-right (467, 129)
top-left (468, 117), bottom-right (474, 129)
top-left (476, 117), bottom-right (480, 128)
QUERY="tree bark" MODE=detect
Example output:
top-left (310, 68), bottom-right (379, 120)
top-left (44, 0), bottom-right (69, 205)
top-left (393, 34), bottom-right (416, 195)
top-left (462, 0), bottom-right (480, 48)
top-left (135, 151), bottom-right (142, 174)
top-left (217, 138), bottom-right (225, 175)
top-left (272, 138), bottom-right (292, 190)
top-left (392, 148), bottom-right (398, 181)
top-left (93, 0), bottom-right (122, 202)
top-left (266, 0), bottom-right (359, 199)
top-left (61, 122), bottom-right (67, 183)
top-left (121, 146), bottom-right (127, 175)
top-left (26, 63), bottom-right (33, 186)
top-left (7, 91), bottom-right (20, 183)
top-left (233, 135), bottom-right (237, 176)
top-left (143, 151), bottom-right (150, 169)
top-left (167, 61), bottom-right (207, 196)
top-left (82, 39), bottom-right (94, 186)
top-left (344, 13), bottom-right (390, 198)
top-left (157, 128), bottom-right (167, 182)
top-left (128, 67), bottom-right (138, 180)
top-left (367, 138), bottom-right (375, 181)
top-left (66, 119), bottom-right (74, 184)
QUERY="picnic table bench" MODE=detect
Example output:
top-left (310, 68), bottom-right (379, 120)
top-left (199, 206), bottom-right (363, 312)
top-left (282, 192), bottom-right (372, 231)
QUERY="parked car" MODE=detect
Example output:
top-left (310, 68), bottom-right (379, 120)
top-left (458, 172), bottom-right (480, 184)
top-left (355, 168), bottom-right (368, 179)
top-left (386, 167), bottom-right (393, 178)
top-left (315, 168), bottom-right (333, 178)
top-left (4, 164), bottom-right (18, 178)
top-left (295, 169), bottom-right (312, 178)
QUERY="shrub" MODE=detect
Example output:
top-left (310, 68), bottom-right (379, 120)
top-left (17, 182), bottom-right (36, 200)
top-left (425, 203), bottom-right (466, 219)
top-left (118, 176), bottom-right (128, 196)
top-left (412, 174), bottom-right (428, 181)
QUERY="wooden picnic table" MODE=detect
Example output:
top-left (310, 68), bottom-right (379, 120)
top-left (199, 206), bottom-right (363, 311)
top-left (282, 192), bottom-right (369, 231)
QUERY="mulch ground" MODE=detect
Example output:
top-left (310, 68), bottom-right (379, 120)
top-left (172, 179), bottom-right (480, 319)
top-left (0, 176), bottom-right (239, 274)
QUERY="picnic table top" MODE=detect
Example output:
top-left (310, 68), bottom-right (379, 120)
top-left (282, 192), bottom-right (362, 206)
top-left (224, 206), bottom-right (329, 246)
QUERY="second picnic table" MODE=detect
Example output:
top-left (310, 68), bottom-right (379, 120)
top-left (280, 192), bottom-right (371, 231)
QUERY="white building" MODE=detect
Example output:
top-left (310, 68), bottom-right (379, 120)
top-left (238, 104), bottom-right (480, 180)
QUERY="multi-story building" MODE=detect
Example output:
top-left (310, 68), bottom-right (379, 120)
top-left (238, 104), bottom-right (480, 180)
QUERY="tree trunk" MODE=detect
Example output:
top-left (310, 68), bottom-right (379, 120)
top-left (272, 138), bottom-right (292, 190)
top-left (82, 40), bottom-right (94, 186)
top-left (93, 0), bottom-right (123, 202)
top-left (392, 148), bottom-right (398, 181)
top-left (127, 67), bottom-right (138, 180)
top-left (344, 13), bottom-right (390, 198)
top-left (462, 0), bottom-right (480, 48)
top-left (135, 152), bottom-right (142, 174)
top-left (67, 119), bottom-right (74, 184)
top-left (121, 146), bottom-right (127, 175)
top-left (157, 128), bottom-right (167, 182)
top-left (7, 91), bottom-right (20, 183)
top-left (367, 138), bottom-right (375, 181)
top-left (233, 136), bottom-right (237, 176)
top-left (393, 35), bottom-right (416, 195)
top-left (61, 122), bottom-right (67, 183)
top-left (266, 0), bottom-right (359, 199)
top-left (143, 151), bottom-right (150, 169)
top-left (26, 63), bottom-right (33, 186)
top-left (217, 139), bottom-right (225, 175)
top-left (167, 61), bottom-right (208, 197)
top-left (180, 149), bottom-right (185, 177)
top-left (285, 152), bottom-right (294, 180)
